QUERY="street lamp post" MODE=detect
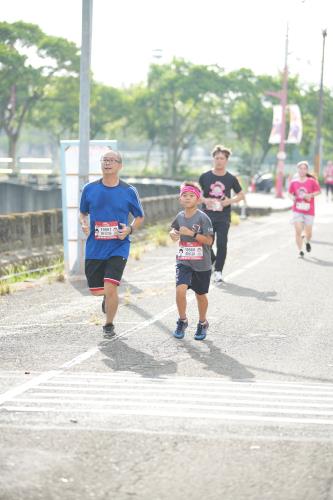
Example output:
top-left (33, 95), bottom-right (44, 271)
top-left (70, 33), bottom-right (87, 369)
top-left (314, 29), bottom-right (327, 178)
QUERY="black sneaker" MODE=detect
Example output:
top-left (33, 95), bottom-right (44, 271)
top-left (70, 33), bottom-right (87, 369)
top-left (103, 323), bottom-right (115, 338)
top-left (102, 297), bottom-right (106, 314)
top-left (194, 320), bottom-right (209, 341)
top-left (299, 251), bottom-right (304, 258)
top-left (173, 319), bottom-right (188, 339)
top-left (305, 242), bottom-right (311, 253)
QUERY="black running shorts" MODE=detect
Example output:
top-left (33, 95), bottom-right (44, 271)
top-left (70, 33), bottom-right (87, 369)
top-left (176, 263), bottom-right (211, 295)
top-left (85, 256), bottom-right (127, 292)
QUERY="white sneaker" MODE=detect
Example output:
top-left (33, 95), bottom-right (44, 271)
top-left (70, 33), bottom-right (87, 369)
top-left (213, 271), bottom-right (223, 282)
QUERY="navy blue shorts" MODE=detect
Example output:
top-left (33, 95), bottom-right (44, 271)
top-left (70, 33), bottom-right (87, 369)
top-left (85, 256), bottom-right (127, 292)
top-left (176, 263), bottom-right (211, 295)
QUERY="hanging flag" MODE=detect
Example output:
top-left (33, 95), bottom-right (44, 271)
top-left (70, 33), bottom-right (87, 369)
top-left (287, 104), bottom-right (303, 144)
top-left (268, 105), bottom-right (282, 144)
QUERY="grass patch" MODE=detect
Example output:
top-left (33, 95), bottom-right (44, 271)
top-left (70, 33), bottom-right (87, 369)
top-left (0, 258), bottom-right (65, 294)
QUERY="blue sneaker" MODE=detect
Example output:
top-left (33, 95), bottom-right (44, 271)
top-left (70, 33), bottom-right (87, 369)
top-left (173, 319), bottom-right (188, 339)
top-left (194, 320), bottom-right (209, 341)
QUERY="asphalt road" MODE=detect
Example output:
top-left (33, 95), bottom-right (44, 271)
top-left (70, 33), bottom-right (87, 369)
top-left (1, 197), bottom-right (333, 500)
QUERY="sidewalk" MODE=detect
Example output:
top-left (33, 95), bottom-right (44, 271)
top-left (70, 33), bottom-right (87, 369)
top-left (243, 192), bottom-right (293, 214)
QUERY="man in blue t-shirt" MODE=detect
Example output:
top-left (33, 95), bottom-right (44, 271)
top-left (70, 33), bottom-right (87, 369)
top-left (79, 149), bottom-right (144, 337)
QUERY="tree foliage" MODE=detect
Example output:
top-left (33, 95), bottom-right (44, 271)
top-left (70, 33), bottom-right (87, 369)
top-left (0, 21), bottom-right (79, 166)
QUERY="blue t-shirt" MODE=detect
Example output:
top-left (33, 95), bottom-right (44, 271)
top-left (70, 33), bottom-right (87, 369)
top-left (80, 179), bottom-right (144, 260)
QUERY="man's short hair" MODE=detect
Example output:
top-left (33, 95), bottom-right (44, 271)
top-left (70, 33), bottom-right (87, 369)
top-left (101, 149), bottom-right (122, 163)
top-left (211, 145), bottom-right (232, 158)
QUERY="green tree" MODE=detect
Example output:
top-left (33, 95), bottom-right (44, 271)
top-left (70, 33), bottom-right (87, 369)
top-left (130, 59), bottom-right (228, 176)
top-left (0, 21), bottom-right (79, 167)
top-left (90, 82), bottom-right (128, 139)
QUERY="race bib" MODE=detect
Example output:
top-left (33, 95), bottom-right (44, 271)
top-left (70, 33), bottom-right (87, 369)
top-left (94, 221), bottom-right (118, 239)
top-left (177, 241), bottom-right (203, 260)
top-left (296, 201), bottom-right (310, 212)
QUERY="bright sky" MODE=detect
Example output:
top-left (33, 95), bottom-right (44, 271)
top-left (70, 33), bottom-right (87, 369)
top-left (2, 0), bottom-right (332, 89)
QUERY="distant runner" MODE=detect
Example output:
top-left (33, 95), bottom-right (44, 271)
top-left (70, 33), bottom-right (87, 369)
top-left (199, 145), bottom-right (244, 283)
top-left (288, 161), bottom-right (321, 258)
top-left (323, 160), bottom-right (333, 202)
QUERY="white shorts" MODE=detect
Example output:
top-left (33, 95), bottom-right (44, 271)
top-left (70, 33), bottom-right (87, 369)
top-left (291, 212), bottom-right (314, 225)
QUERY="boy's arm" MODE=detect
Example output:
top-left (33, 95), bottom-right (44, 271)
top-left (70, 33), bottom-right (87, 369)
top-left (194, 233), bottom-right (213, 246)
top-left (170, 216), bottom-right (180, 241)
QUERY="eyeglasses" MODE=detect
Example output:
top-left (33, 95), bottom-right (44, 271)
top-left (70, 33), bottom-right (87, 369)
top-left (101, 158), bottom-right (121, 164)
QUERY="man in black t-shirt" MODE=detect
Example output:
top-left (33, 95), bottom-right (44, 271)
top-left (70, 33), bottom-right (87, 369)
top-left (199, 145), bottom-right (244, 283)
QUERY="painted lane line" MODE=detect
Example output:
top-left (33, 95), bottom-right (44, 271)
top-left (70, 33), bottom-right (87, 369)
top-left (37, 381), bottom-right (333, 396)
top-left (32, 388), bottom-right (333, 402)
top-left (16, 394), bottom-right (333, 409)
top-left (42, 373), bottom-right (333, 390)
top-left (3, 406), bottom-right (333, 426)
top-left (9, 399), bottom-right (333, 417)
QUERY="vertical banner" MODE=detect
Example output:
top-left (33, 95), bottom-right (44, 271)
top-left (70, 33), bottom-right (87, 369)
top-left (268, 105), bottom-right (282, 144)
top-left (60, 140), bottom-right (117, 275)
top-left (287, 104), bottom-right (303, 144)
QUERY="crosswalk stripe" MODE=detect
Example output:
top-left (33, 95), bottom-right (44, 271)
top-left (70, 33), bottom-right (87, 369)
top-left (17, 393), bottom-right (333, 408)
top-left (37, 380), bottom-right (333, 396)
top-left (3, 374), bottom-right (333, 427)
top-left (3, 406), bottom-right (333, 426)
top-left (11, 399), bottom-right (333, 417)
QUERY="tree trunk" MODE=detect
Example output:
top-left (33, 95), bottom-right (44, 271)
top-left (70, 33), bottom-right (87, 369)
top-left (8, 135), bottom-right (18, 171)
top-left (144, 139), bottom-right (155, 169)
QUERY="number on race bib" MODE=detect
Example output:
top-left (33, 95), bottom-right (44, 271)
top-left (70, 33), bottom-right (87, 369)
top-left (95, 221), bottom-right (119, 240)
top-left (177, 241), bottom-right (203, 260)
top-left (296, 201), bottom-right (310, 212)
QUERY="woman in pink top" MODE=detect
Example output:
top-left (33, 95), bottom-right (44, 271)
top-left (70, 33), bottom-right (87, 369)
top-left (288, 161), bottom-right (321, 258)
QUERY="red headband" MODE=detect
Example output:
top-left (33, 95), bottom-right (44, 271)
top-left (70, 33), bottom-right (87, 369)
top-left (180, 186), bottom-right (201, 199)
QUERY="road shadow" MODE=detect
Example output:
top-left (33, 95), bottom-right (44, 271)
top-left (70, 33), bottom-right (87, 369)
top-left (246, 364), bottom-right (333, 384)
top-left (217, 282), bottom-right (279, 302)
top-left (182, 338), bottom-right (255, 381)
top-left (304, 257), bottom-right (333, 267)
top-left (122, 302), bottom-right (172, 336)
top-left (99, 338), bottom-right (177, 378)
top-left (312, 240), bottom-right (333, 248)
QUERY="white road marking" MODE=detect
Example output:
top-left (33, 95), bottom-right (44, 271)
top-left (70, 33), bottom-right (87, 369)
top-left (3, 406), bottom-right (333, 426)
top-left (3, 374), bottom-right (333, 427)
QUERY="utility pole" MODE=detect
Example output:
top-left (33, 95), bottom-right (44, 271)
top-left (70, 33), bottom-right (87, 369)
top-left (314, 29), bottom-right (327, 178)
top-left (266, 25), bottom-right (289, 198)
top-left (77, 0), bottom-right (93, 274)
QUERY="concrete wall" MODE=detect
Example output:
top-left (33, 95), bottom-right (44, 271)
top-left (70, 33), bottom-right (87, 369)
top-left (0, 180), bottom-right (179, 214)
top-left (0, 195), bottom-right (179, 254)
top-left (0, 210), bottom-right (63, 253)
top-left (0, 183), bottom-right (62, 214)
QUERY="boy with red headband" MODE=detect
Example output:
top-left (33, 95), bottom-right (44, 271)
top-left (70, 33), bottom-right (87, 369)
top-left (170, 181), bottom-right (214, 340)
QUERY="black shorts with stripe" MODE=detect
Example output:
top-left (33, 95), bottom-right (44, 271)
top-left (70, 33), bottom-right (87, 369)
top-left (176, 263), bottom-right (211, 295)
top-left (85, 256), bottom-right (127, 292)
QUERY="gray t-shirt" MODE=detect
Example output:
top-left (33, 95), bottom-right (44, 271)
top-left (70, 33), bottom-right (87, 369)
top-left (171, 209), bottom-right (213, 271)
